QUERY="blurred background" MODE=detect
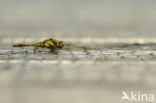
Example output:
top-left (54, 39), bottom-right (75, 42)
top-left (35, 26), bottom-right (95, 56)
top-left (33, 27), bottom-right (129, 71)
top-left (0, 0), bottom-right (156, 103)
top-left (0, 0), bottom-right (156, 38)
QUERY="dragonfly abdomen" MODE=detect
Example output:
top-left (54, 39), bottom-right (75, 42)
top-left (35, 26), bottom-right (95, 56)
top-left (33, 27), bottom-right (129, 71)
top-left (13, 43), bottom-right (37, 47)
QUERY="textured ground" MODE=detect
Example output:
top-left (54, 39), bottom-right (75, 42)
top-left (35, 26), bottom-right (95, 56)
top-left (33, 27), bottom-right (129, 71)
top-left (0, 37), bottom-right (156, 103)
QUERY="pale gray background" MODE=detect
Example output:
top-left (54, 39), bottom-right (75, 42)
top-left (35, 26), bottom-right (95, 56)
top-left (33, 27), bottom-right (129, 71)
top-left (0, 0), bottom-right (156, 37)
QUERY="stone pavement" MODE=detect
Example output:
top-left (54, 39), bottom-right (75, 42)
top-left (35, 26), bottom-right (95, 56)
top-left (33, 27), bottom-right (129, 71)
top-left (0, 37), bottom-right (156, 103)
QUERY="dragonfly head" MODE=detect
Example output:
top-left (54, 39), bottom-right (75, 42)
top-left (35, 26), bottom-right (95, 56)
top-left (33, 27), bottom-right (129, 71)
top-left (56, 41), bottom-right (64, 49)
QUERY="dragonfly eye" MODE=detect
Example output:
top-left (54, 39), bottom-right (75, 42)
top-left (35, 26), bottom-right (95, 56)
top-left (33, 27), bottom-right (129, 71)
top-left (57, 41), bottom-right (64, 48)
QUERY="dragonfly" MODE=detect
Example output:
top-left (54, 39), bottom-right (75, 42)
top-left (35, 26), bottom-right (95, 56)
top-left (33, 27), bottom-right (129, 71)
top-left (13, 38), bottom-right (64, 54)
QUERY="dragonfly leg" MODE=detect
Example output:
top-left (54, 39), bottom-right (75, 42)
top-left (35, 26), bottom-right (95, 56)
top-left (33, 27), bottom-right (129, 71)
top-left (49, 46), bottom-right (58, 54)
top-left (33, 47), bottom-right (39, 54)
